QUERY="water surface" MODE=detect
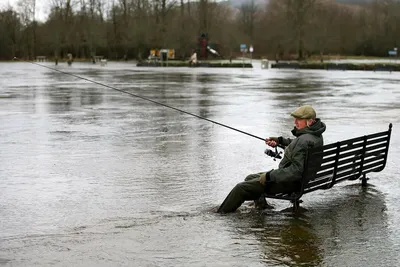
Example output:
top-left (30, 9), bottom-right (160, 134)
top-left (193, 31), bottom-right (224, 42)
top-left (1, 61), bottom-right (399, 266)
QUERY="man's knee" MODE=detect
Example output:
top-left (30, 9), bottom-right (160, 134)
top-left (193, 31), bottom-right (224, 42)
top-left (233, 182), bottom-right (245, 192)
top-left (244, 174), bottom-right (253, 181)
top-left (244, 173), bottom-right (260, 181)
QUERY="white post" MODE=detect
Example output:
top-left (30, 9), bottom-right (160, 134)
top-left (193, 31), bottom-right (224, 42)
top-left (249, 45), bottom-right (254, 64)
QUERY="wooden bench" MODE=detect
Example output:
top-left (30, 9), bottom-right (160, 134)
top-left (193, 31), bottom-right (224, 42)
top-left (264, 123), bottom-right (393, 211)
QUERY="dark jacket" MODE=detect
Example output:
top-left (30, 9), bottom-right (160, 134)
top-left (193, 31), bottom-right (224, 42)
top-left (268, 118), bottom-right (326, 183)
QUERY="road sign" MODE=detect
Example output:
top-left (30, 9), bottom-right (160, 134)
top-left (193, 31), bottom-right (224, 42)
top-left (240, 44), bottom-right (247, 52)
top-left (249, 46), bottom-right (254, 53)
top-left (388, 50), bottom-right (397, 56)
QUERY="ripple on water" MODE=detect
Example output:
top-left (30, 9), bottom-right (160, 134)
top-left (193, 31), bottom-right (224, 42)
top-left (1, 62), bottom-right (400, 266)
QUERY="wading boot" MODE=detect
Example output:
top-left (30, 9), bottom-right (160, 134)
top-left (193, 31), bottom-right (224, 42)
top-left (254, 196), bottom-right (274, 210)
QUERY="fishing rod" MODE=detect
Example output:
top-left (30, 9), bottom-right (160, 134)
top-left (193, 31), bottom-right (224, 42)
top-left (16, 58), bottom-right (285, 151)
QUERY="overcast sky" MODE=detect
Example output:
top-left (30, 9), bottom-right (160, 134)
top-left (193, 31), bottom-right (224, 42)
top-left (1, 0), bottom-right (48, 21)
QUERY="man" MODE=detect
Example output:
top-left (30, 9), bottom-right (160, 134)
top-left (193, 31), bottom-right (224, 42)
top-left (189, 50), bottom-right (197, 66)
top-left (217, 105), bottom-right (326, 213)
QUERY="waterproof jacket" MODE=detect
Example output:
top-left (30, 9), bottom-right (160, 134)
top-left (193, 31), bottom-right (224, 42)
top-left (269, 119), bottom-right (326, 183)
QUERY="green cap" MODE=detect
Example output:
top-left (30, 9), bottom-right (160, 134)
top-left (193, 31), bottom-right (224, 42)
top-left (290, 105), bottom-right (316, 119)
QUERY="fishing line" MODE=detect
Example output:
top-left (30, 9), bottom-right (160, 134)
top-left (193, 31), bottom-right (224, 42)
top-left (18, 59), bottom-right (282, 146)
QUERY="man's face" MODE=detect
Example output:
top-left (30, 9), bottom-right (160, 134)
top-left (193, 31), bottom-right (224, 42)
top-left (294, 118), bottom-right (308, 129)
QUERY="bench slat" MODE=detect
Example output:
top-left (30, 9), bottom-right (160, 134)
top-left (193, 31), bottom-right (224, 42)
top-left (308, 158), bottom-right (385, 188)
top-left (304, 183), bottom-right (332, 194)
top-left (364, 147), bottom-right (388, 158)
top-left (314, 151), bottom-right (387, 176)
top-left (365, 130), bottom-right (391, 140)
top-left (264, 193), bottom-right (297, 200)
top-left (317, 151), bottom-right (386, 171)
top-left (315, 130), bottom-right (389, 151)
top-left (319, 142), bottom-right (388, 164)
top-left (336, 136), bottom-right (389, 154)
top-left (362, 160), bottom-right (387, 173)
top-left (306, 177), bottom-right (333, 189)
top-left (313, 156), bottom-right (385, 181)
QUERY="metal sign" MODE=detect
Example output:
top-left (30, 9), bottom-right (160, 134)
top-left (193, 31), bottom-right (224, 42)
top-left (240, 44), bottom-right (247, 52)
top-left (249, 46), bottom-right (254, 53)
top-left (388, 50), bottom-right (397, 56)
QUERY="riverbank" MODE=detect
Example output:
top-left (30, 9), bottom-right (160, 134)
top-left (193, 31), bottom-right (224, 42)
top-left (2, 58), bottom-right (254, 68)
top-left (271, 62), bottom-right (400, 72)
top-left (136, 60), bottom-right (253, 68)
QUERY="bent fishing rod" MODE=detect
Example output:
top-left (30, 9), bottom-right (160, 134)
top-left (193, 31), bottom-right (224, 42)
top-left (17, 58), bottom-right (284, 150)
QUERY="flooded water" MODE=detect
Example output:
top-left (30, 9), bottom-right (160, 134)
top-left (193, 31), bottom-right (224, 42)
top-left (1, 61), bottom-right (399, 267)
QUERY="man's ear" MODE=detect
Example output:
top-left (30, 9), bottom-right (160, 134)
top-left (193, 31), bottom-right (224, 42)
top-left (306, 119), bottom-right (314, 127)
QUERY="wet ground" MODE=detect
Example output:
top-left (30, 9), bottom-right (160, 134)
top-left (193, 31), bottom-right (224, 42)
top-left (1, 61), bottom-right (399, 267)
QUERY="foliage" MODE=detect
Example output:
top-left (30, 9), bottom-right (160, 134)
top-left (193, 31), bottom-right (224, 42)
top-left (0, 0), bottom-right (399, 60)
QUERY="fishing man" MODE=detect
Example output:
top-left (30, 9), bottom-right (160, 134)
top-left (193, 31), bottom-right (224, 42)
top-left (217, 105), bottom-right (326, 213)
top-left (189, 50), bottom-right (197, 66)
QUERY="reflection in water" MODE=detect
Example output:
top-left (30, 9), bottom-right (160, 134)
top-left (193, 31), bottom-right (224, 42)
top-left (259, 216), bottom-right (323, 266)
top-left (80, 90), bottom-right (103, 106)
top-left (47, 87), bottom-right (73, 112)
top-left (235, 185), bottom-right (392, 267)
top-left (1, 63), bottom-right (399, 266)
top-left (310, 185), bottom-right (395, 267)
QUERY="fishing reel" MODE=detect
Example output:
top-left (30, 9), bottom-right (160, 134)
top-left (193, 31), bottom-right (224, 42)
top-left (264, 147), bottom-right (283, 161)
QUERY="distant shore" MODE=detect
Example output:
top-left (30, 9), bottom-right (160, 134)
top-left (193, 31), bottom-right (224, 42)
top-left (1, 55), bottom-right (398, 62)
top-left (3, 56), bottom-right (400, 72)
top-left (136, 60), bottom-right (253, 68)
top-left (270, 61), bottom-right (400, 72)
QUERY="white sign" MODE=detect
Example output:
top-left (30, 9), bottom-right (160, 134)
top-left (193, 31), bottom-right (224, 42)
top-left (249, 46), bottom-right (254, 53)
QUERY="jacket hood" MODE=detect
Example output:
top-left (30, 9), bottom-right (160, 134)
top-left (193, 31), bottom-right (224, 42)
top-left (291, 118), bottom-right (326, 137)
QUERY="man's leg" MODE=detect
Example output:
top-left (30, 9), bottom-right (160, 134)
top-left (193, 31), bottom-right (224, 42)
top-left (217, 175), bottom-right (264, 213)
top-left (244, 173), bottom-right (264, 181)
top-left (244, 173), bottom-right (274, 209)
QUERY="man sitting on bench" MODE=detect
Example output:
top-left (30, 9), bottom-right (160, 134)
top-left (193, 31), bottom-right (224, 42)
top-left (217, 105), bottom-right (327, 213)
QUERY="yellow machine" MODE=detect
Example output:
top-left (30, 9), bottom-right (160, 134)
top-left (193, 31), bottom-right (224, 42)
top-left (149, 49), bottom-right (175, 59)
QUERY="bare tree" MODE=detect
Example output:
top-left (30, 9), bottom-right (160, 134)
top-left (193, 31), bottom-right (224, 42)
top-left (238, 0), bottom-right (258, 44)
top-left (309, 0), bottom-right (339, 61)
top-left (77, 0), bottom-right (106, 59)
top-left (198, 0), bottom-right (208, 35)
top-left (0, 8), bottom-right (21, 59)
top-left (369, 0), bottom-right (399, 53)
top-left (284, 0), bottom-right (317, 60)
top-left (259, 0), bottom-right (292, 60)
top-left (3, 0), bottom-right (400, 61)
top-left (17, 0), bottom-right (37, 59)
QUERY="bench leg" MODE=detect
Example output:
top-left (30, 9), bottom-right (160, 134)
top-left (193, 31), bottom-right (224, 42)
top-left (292, 199), bottom-right (301, 212)
top-left (361, 173), bottom-right (369, 187)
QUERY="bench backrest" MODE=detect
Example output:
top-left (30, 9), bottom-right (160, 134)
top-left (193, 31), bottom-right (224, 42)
top-left (301, 123), bottom-right (392, 195)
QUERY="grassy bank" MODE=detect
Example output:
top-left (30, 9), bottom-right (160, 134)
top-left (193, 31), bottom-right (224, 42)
top-left (307, 55), bottom-right (389, 61)
top-left (136, 60), bottom-right (253, 68)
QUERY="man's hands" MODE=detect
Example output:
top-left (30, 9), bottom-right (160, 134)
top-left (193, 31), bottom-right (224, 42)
top-left (265, 137), bottom-right (279, 147)
top-left (259, 172), bottom-right (267, 185)
top-left (259, 171), bottom-right (272, 185)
